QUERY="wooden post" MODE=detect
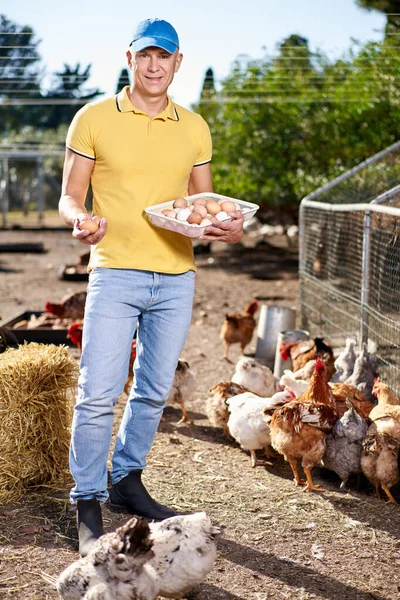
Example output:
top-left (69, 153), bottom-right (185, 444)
top-left (1, 158), bottom-right (9, 229)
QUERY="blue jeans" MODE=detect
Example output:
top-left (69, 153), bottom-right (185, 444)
top-left (69, 268), bottom-right (195, 503)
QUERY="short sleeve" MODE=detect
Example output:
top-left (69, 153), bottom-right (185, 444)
top-left (194, 116), bottom-right (212, 167)
top-left (66, 105), bottom-right (96, 160)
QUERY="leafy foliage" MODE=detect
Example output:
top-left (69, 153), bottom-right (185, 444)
top-left (193, 34), bottom-right (400, 209)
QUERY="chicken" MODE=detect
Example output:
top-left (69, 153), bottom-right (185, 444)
top-left (226, 389), bottom-right (296, 466)
top-left (345, 343), bottom-right (378, 402)
top-left (57, 512), bottom-right (219, 600)
top-left (270, 358), bottom-right (338, 492)
top-left (330, 338), bottom-right (357, 383)
top-left (219, 299), bottom-right (259, 361)
top-left (280, 371), bottom-right (374, 419)
top-left (166, 359), bottom-right (197, 424)
top-left (231, 356), bottom-right (280, 397)
top-left (56, 517), bottom-right (158, 600)
top-left (279, 337), bottom-right (335, 381)
top-left (206, 381), bottom-right (250, 437)
top-left (123, 340), bottom-right (138, 395)
top-left (329, 382), bottom-right (374, 420)
top-left (279, 370), bottom-right (309, 396)
top-left (45, 290), bottom-right (87, 320)
top-left (361, 431), bottom-right (400, 504)
top-left (67, 322), bottom-right (84, 351)
top-left (292, 359), bottom-right (317, 381)
top-left (0, 325), bottom-right (18, 353)
top-left (321, 404), bottom-right (369, 488)
top-left (368, 380), bottom-right (400, 439)
top-left (148, 512), bottom-right (220, 598)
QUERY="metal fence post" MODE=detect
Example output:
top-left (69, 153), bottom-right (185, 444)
top-left (360, 210), bottom-right (371, 349)
top-left (1, 158), bottom-right (9, 229)
top-left (36, 156), bottom-right (44, 225)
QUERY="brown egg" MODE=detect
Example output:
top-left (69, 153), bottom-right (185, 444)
top-left (205, 200), bottom-right (221, 215)
top-left (193, 204), bottom-right (207, 218)
top-left (80, 219), bottom-right (99, 233)
top-left (187, 211), bottom-right (203, 225)
top-left (162, 209), bottom-right (171, 216)
top-left (173, 197), bottom-right (188, 209)
top-left (220, 200), bottom-right (237, 212)
top-left (193, 197), bottom-right (208, 207)
top-left (165, 209), bottom-right (178, 219)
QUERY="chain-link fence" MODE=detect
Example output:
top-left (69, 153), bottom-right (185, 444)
top-left (299, 140), bottom-right (400, 394)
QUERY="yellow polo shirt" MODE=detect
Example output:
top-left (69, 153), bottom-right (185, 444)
top-left (66, 86), bottom-right (212, 273)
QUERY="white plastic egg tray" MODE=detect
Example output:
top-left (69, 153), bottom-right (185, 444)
top-left (145, 192), bottom-right (259, 239)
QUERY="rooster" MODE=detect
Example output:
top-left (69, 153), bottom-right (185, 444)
top-left (279, 337), bottom-right (335, 381)
top-left (270, 358), bottom-right (338, 492)
top-left (219, 299), bottom-right (259, 361)
top-left (45, 290), bottom-right (87, 321)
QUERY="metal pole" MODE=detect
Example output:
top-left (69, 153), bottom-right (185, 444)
top-left (1, 158), bottom-right (9, 229)
top-left (36, 156), bottom-right (44, 226)
top-left (360, 210), bottom-right (372, 349)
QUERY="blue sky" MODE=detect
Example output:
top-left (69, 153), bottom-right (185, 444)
top-left (5, 0), bottom-right (386, 109)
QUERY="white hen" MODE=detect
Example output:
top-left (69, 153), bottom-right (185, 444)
top-left (227, 389), bottom-right (295, 467)
top-left (231, 357), bottom-right (280, 397)
top-left (279, 370), bottom-right (309, 396)
top-left (149, 512), bottom-right (220, 598)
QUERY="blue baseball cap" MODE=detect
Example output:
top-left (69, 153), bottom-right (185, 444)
top-left (131, 18), bottom-right (179, 54)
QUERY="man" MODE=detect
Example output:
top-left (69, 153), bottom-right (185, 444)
top-left (59, 17), bottom-right (244, 557)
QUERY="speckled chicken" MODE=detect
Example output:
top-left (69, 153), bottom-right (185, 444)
top-left (166, 359), bottom-right (197, 424)
top-left (330, 338), bottom-right (357, 383)
top-left (56, 517), bottom-right (158, 600)
top-left (206, 381), bottom-right (250, 437)
top-left (231, 356), bottom-right (280, 397)
top-left (57, 513), bottom-right (219, 600)
top-left (321, 404), bottom-right (369, 488)
top-left (148, 512), bottom-right (220, 598)
top-left (345, 343), bottom-right (378, 402)
top-left (361, 431), bottom-right (400, 504)
top-left (226, 389), bottom-right (296, 466)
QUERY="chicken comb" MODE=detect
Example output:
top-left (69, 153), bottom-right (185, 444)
top-left (373, 377), bottom-right (380, 384)
top-left (315, 357), bottom-right (325, 372)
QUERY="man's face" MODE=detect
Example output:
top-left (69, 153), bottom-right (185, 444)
top-left (127, 46), bottom-right (183, 98)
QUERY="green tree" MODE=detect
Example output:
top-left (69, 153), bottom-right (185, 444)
top-left (356, 0), bottom-right (400, 36)
top-left (41, 63), bottom-right (103, 129)
top-left (0, 14), bottom-right (43, 131)
top-left (115, 67), bottom-right (130, 93)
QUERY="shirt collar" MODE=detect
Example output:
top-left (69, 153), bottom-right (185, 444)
top-left (116, 86), bottom-right (179, 121)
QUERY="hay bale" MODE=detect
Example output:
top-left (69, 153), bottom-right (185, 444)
top-left (0, 342), bottom-right (78, 503)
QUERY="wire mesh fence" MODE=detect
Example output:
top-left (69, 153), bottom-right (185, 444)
top-left (299, 142), bottom-right (400, 394)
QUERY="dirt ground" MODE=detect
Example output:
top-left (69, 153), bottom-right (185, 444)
top-left (0, 227), bottom-right (400, 600)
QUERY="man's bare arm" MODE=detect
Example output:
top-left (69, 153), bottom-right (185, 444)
top-left (59, 149), bottom-right (107, 244)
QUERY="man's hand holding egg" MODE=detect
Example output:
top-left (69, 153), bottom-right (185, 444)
top-left (199, 208), bottom-right (244, 243)
top-left (73, 213), bottom-right (108, 245)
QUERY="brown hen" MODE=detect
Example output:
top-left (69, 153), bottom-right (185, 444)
top-left (280, 337), bottom-right (335, 381)
top-left (220, 299), bottom-right (259, 361)
top-left (270, 358), bottom-right (338, 492)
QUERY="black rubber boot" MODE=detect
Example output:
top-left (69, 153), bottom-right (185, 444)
top-left (77, 498), bottom-right (104, 558)
top-left (108, 470), bottom-right (178, 521)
